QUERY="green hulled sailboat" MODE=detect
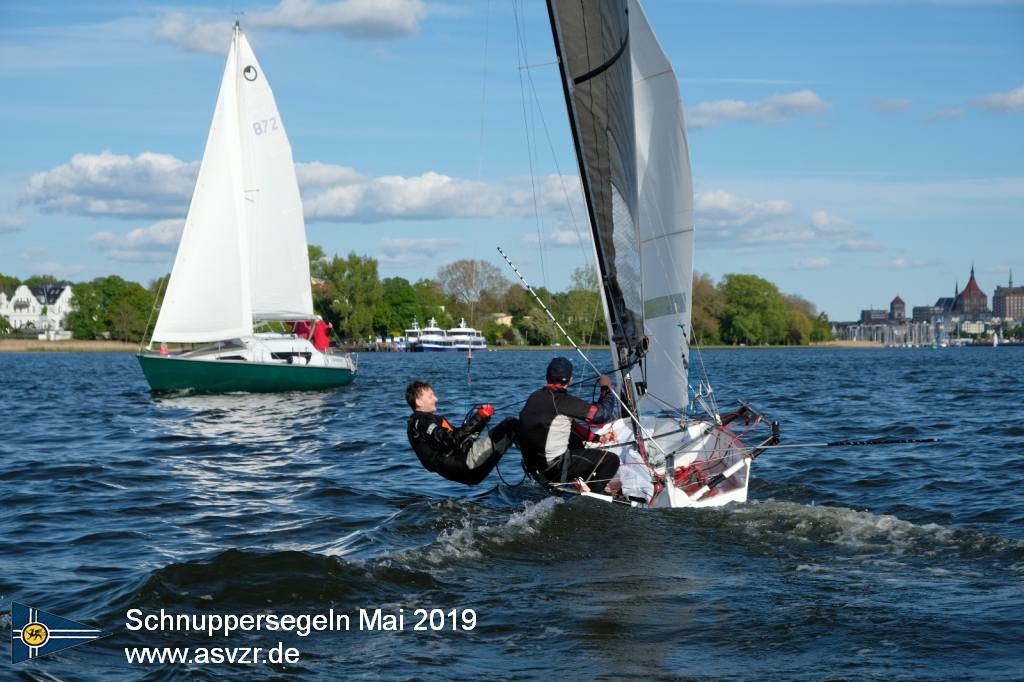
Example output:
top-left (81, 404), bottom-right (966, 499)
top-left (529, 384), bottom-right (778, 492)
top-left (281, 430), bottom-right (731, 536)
top-left (138, 23), bottom-right (355, 392)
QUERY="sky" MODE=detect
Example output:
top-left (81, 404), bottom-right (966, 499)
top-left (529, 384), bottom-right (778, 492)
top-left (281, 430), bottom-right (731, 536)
top-left (1, 0), bottom-right (1021, 321)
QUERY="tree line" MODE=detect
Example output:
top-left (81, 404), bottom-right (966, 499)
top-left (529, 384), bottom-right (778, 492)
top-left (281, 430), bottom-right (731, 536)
top-left (1, 248), bottom-right (832, 346)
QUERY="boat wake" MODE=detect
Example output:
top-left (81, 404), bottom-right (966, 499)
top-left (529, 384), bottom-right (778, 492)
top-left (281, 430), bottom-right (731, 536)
top-left (717, 499), bottom-right (1024, 573)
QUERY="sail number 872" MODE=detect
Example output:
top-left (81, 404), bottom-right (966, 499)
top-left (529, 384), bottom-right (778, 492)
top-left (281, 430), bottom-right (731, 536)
top-left (253, 118), bottom-right (279, 135)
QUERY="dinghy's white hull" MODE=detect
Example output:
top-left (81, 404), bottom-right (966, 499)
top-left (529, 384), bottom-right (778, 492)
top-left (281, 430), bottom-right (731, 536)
top-left (549, 407), bottom-right (777, 509)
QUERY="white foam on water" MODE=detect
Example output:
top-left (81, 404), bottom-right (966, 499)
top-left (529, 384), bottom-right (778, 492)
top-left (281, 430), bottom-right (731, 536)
top-left (418, 497), bottom-right (563, 566)
top-left (733, 499), bottom-right (1024, 561)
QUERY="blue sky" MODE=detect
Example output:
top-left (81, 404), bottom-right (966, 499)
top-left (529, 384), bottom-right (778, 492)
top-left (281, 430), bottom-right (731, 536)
top-left (1, 0), bottom-right (1021, 320)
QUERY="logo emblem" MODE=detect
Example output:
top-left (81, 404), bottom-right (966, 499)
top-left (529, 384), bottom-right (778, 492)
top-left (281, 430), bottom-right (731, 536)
top-left (243, 65), bottom-right (258, 81)
top-left (11, 602), bottom-right (105, 664)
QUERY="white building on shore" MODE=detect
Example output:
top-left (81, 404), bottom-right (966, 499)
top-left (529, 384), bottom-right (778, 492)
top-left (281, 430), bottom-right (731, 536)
top-left (0, 283), bottom-right (74, 338)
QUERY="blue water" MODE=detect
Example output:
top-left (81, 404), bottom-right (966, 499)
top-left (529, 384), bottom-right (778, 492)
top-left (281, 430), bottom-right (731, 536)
top-left (1, 348), bottom-right (1022, 679)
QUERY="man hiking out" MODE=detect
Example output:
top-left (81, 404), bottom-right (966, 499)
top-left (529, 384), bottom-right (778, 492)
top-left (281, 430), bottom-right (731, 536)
top-left (405, 380), bottom-right (519, 486)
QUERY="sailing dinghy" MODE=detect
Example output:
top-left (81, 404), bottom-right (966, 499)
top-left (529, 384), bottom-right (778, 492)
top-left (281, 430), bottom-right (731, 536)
top-left (138, 23), bottom-right (356, 392)
top-left (531, 0), bottom-right (778, 507)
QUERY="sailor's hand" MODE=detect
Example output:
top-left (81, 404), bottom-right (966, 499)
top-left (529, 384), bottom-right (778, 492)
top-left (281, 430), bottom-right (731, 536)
top-left (597, 375), bottom-right (612, 390)
top-left (477, 404), bottom-right (495, 419)
top-left (599, 431), bottom-right (616, 445)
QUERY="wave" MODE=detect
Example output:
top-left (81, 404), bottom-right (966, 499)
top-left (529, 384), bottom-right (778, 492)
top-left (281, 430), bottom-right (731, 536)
top-left (718, 499), bottom-right (1024, 570)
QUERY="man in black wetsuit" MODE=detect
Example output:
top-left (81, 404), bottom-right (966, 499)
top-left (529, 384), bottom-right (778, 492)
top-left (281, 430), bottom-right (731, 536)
top-left (405, 380), bottom-right (519, 486)
top-left (518, 357), bottom-right (620, 494)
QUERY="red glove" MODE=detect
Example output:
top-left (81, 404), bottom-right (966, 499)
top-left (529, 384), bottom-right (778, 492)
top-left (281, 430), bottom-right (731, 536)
top-left (477, 404), bottom-right (494, 419)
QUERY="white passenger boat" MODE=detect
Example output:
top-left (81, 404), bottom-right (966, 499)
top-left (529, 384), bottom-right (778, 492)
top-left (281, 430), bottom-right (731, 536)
top-left (447, 318), bottom-right (487, 352)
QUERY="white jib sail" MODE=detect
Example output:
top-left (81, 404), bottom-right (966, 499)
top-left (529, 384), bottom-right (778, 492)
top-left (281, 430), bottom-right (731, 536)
top-left (153, 31), bottom-right (252, 343)
top-left (629, 0), bottom-right (694, 412)
top-left (235, 32), bottom-right (314, 321)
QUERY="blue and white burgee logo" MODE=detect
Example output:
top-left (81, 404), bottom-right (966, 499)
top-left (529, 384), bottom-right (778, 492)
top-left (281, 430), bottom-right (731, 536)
top-left (11, 602), bottom-right (105, 664)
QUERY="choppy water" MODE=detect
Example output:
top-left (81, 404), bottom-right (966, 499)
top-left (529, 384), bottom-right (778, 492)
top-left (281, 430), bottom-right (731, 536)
top-left (1, 347), bottom-right (1022, 680)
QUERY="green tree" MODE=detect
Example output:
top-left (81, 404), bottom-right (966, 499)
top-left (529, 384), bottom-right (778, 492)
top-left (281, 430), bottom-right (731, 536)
top-left (0, 315), bottom-right (11, 334)
top-left (516, 309), bottom-right (558, 345)
top-left (557, 266), bottom-right (605, 345)
top-left (719, 274), bottom-right (787, 345)
top-left (148, 273), bottom-right (170, 312)
top-left (0, 273), bottom-right (19, 297)
top-left (411, 278), bottom-right (453, 329)
top-left (502, 284), bottom-right (533, 318)
top-left (691, 272), bottom-right (725, 344)
top-left (67, 276), bottom-right (154, 341)
top-left (810, 312), bottom-right (833, 342)
top-left (785, 309), bottom-right (813, 345)
top-left (436, 259), bottom-right (508, 327)
top-left (375, 277), bottom-right (418, 335)
top-left (312, 252), bottom-right (383, 341)
top-left (23, 274), bottom-right (58, 288)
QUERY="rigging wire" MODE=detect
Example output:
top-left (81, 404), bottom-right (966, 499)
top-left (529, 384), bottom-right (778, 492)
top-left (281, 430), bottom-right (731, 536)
top-left (512, 0), bottom-right (548, 289)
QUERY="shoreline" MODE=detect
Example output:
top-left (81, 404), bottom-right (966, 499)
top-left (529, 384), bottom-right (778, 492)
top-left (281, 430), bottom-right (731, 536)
top-left (0, 339), bottom-right (139, 353)
top-left (8, 339), bottom-right (1016, 353)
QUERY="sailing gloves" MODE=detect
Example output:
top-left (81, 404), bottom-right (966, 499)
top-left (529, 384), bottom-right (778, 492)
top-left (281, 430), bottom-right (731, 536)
top-left (477, 404), bottom-right (495, 419)
top-left (597, 375), bottom-right (612, 391)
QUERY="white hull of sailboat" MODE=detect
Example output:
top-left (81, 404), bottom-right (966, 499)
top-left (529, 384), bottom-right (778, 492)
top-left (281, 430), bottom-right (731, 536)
top-left (555, 412), bottom-right (774, 509)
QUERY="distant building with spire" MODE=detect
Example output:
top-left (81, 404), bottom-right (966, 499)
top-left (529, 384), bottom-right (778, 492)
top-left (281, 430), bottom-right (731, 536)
top-left (993, 269), bottom-right (1024, 321)
top-left (952, 264), bottom-right (989, 315)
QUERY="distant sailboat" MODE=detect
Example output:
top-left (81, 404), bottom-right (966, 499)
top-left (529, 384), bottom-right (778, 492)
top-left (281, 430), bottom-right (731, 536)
top-left (138, 23), bottom-right (356, 392)
top-left (535, 0), bottom-right (777, 507)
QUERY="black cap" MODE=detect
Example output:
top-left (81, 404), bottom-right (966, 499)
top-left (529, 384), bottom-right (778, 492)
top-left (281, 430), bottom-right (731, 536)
top-left (546, 356), bottom-right (573, 384)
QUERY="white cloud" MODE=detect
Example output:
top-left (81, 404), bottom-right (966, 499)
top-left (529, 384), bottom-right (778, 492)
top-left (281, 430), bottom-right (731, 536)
top-left (810, 210), bottom-right (857, 234)
top-left (971, 84), bottom-right (1024, 112)
top-left (22, 151), bottom-right (197, 219)
top-left (688, 90), bottom-right (830, 130)
top-left (20, 246), bottom-right (47, 259)
top-left (695, 192), bottom-right (875, 250)
top-left (295, 162), bottom-right (363, 187)
top-left (695, 190), bottom-right (794, 234)
top-left (252, 0), bottom-right (428, 38)
top-left (838, 239), bottom-right (882, 252)
top-left (521, 229), bottom-right (586, 249)
top-left (305, 171), bottom-right (502, 222)
top-left (0, 215), bottom-right (26, 234)
top-left (154, 0), bottom-right (429, 53)
top-left (24, 154), bottom-right (581, 224)
top-left (927, 107), bottom-right (963, 123)
top-left (89, 219), bottom-right (184, 263)
top-left (303, 167), bottom-right (581, 223)
top-left (377, 236), bottom-right (461, 267)
top-left (792, 257), bottom-right (832, 270)
top-left (869, 97), bottom-right (911, 113)
top-left (153, 13), bottom-right (234, 55)
top-left (876, 257), bottom-right (928, 270)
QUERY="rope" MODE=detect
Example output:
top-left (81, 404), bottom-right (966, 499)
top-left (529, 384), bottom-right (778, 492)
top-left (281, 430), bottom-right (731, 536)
top-left (496, 459), bottom-right (527, 487)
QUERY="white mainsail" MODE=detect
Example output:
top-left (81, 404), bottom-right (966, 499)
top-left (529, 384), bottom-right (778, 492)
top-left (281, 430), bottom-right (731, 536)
top-left (153, 25), bottom-right (312, 343)
top-left (629, 0), bottom-right (693, 413)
